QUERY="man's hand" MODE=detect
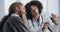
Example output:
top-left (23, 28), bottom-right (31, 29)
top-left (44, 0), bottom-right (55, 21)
top-left (20, 6), bottom-right (26, 14)
top-left (20, 6), bottom-right (27, 26)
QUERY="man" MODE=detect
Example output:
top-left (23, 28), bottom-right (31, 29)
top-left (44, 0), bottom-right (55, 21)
top-left (2, 2), bottom-right (30, 32)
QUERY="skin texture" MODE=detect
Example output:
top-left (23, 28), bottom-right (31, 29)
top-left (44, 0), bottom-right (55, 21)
top-left (51, 13), bottom-right (58, 25)
top-left (30, 5), bottom-right (49, 32)
top-left (42, 22), bottom-right (49, 32)
top-left (15, 4), bottom-right (27, 27)
top-left (30, 5), bottom-right (40, 21)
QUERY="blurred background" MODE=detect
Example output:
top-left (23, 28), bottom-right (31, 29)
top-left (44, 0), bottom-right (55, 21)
top-left (0, 0), bottom-right (60, 32)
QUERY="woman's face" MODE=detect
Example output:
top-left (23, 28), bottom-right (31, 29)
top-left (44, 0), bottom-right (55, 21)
top-left (30, 5), bottom-right (39, 17)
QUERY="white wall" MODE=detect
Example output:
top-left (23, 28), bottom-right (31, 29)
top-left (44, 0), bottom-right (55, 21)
top-left (0, 0), bottom-right (4, 21)
top-left (20, 0), bottom-right (32, 6)
top-left (0, 0), bottom-right (16, 21)
top-left (38, 0), bottom-right (48, 16)
top-left (47, 0), bottom-right (59, 17)
top-left (59, 0), bottom-right (60, 16)
top-left (5, 0), bottom-right (16, 15)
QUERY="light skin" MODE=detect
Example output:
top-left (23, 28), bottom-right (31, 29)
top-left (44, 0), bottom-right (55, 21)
top-left (15, 5), bottom-right (27, 27)
top-left (30, 5), bottom-right (58, 32)
top-left (30, 5), bottom-right (49, 31)
top-left (42, 13), bottom-right (58, 32)
top-left (30, 5), bottom-right (40, 21)
top-left (42, 22), bottom-right (49, 32)
top-left (51, 13), bottom-right (58, 25)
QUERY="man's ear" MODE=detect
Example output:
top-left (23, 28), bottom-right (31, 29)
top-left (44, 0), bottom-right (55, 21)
top-left (15, 7), bottom-right (20, 12)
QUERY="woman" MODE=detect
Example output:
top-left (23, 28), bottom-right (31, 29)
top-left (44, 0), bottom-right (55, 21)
top-left (1, 2), bottom-right (29, 32)
top-left (25, 1), bottom-right (50, 32)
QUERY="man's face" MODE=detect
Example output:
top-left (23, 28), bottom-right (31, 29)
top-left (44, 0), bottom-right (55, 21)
top-left (30, 5), bottom-right (39, 17)
top-left (16, 5), bottom-right (26, 16)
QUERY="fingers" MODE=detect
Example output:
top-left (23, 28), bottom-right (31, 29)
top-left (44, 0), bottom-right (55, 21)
top-left (20, 6), bottom-right (26, 14)
top-left (42, 22), bottom-right (49, 31)
top-left (51, 13), bottom-right (58, 25)
top-left (22, 14), bottom-right (27, 27)
top-left (51, 13), bottom-right (56, 18)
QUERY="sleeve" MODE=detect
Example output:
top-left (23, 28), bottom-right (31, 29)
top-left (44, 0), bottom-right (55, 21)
top-left (44, 29), bottom-right (50, 32)
top-left (8, 17), bottom-right (25, 32)
top-left (46, 16), bottom-right (59, 32)
top-left (9, 17), bottom-right (30, 32)
top-left (43, 15), bottom-right (55, 28)
top-left (2, 17), bottom-right (23, 32)
top-left (27, 19), bottom-right (37, 32)
top-left (2, 21), bottom-right (8, 32)
top-left (2, 19), bottom-right (14, 32)
top-left (42, 13), bottom-right (59, 32)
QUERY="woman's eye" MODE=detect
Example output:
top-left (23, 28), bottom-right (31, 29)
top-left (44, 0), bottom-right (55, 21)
top-left (35, 7), bottom-right (38, 9)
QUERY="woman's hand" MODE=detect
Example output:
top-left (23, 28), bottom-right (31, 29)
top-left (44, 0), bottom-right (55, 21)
top-left (51, 13), bottom-right (58, 25)
top-left (42, 22), bottom-right (49, 32)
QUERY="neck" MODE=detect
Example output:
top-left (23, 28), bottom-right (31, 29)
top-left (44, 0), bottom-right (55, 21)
top-left (15, 12), bottom-right (19, 15)
top-left (34, 14), bottom-right (40, 21)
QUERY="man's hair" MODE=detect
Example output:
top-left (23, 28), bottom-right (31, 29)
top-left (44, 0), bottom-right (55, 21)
top-left (25, 1), bottom-right (43, 19)
top-left (0, 2), bottom-right (23, 30)
top-left (9, 2), bottom-right (23, 16)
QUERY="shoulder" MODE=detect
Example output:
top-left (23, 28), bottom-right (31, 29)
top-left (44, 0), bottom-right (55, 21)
top-left (8, 16), bottom-right (22, 21)
top-left (27, 19), bottom-right (32, 23)
top-left (6, 16), bottom-right (22, 24)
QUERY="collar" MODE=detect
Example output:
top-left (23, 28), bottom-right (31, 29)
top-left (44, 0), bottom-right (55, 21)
top-left (11, 13), bottom-right (20, 17)
top-left (32, 15), bottom-right (41, 22)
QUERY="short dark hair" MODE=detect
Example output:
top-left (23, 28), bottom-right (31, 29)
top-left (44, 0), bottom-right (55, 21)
top-left (25, 1), bottom-right (43, 19)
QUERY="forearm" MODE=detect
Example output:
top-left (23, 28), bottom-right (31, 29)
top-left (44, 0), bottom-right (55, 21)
top-left (22, 14), bottom-right (27, 27)
top-left (51, 18), bottom-right (58, 25)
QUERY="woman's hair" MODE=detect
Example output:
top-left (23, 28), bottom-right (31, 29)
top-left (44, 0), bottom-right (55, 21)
top-left (25, 1), bottom-right (43, 19)
top-left (0, 2), bottom-right (23, 30)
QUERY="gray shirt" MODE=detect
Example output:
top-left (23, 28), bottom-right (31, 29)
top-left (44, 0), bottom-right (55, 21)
top-left (2, 13), bottom-right (30, 32)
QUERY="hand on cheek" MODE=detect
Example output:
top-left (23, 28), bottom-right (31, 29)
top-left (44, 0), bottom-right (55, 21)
top-left (20, 6), bottom-right (26, 15)
top-left (20, 6), bottom-right (27, 26)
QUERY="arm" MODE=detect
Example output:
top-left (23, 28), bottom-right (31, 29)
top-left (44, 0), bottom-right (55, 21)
top-left (42, 22), bottom-right (49, 32)
top-left (20, 6), bottom-right (28, 27)
top-left (22, 14), bottom-right (27, 27)
top-left (48, 13), bottom-right (59, 32)
top-left (51, 13), bottom-right (58, 25)
top-left (27, 20), bottom-right (37, 32)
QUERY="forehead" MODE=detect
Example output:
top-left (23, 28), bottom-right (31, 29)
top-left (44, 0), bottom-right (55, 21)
top-left (16, 4), bottom-right (23, 8)
top-left (31, 5), bottom-right (37, 7)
